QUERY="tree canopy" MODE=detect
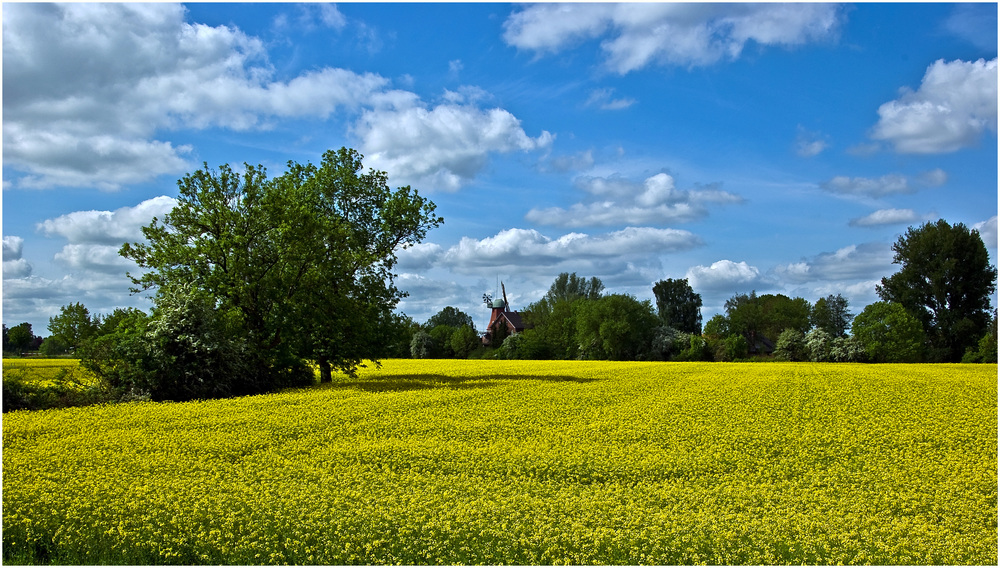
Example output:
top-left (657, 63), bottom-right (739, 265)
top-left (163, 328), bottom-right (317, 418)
top-left (119, 148), bottom-right (442, 392)
top-left (652, 278), bottom-right (702, 334)
top-left (877, 219), bottom-right (997, 362)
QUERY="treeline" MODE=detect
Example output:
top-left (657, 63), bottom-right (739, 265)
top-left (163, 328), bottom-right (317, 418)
top-left (407, 220), bottom-right (997, 365)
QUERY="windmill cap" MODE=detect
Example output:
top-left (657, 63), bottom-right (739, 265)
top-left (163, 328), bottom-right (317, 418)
top-left (492, 299), bottom-right (506, 308)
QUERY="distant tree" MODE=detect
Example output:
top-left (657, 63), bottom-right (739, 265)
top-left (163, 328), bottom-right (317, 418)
top-left (811, 294), bottom-right (852, 338)
top-left (829, 336), bottom-right (866, 363)
top-left (702, 314), bottom-right (730, 338)
top-left (39, 336), bottom-right (70, 357)
top-left (804, 328), bottom-right (833, 362)
top-left (410, 330), bottom-right (433, 359)
top-left (877, 219), bottom-right (997, 362)
top-left (649, 326), bottom-right (691, 361)
top-left (759, 294), bottom-right (811, 341)
top-left (7, 323), bottom-right (33, 355)
top-left (449, 325), bottom-right (480, 359)
top-left (545, 272), bottom-right (604, 304)
top-left (852, 302), bottom-right (925, 363)
top-left (575, 294), bottom-right (659, 360)
top-left (725, 291), bottom-right (765, 349)
top-left (48, 302), bottom-right (99, 352)
top-left (774, 329), bottom-right (807, 362)
top-left (652, 278), bottom-right (703, 334)
top-left (425, 306), bottom-right (476, 332)
top-left (963, 309), bottom-right (998, 363)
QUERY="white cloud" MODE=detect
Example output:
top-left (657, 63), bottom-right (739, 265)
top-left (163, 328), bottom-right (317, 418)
top-left (849, 208), bottom-right (919, 227)
top-left (585, 88), bottom-right (636, 110)
top-left (795, 125), bottom-right (829, 157)
top-left (820, 169), bottom-right (946, 199)
top-left (395, 242), bottom-right (443, 270)
top-left (974, 216), bottom-right (998, 251)
top-left (3, 236), bottom-right (24, 262)
top-left (2, 3), bottom-right (388, 190)
top-left (354, 102), bottom-right (553, 192)
top-left (54, 244), bottom-right (134, 274)
top-left (2, 236), bottom-right (32, 278)
top-left (686, 260), bottom-right (763, 292)
top-left (442, 226), bottom-right (701, 273)
top-left (503, 3), bottom-right (841, 73)
top-left (774, 242), bottom-right (894, 284)
top-left (37, 196), bottom-right (177, 245)
top-left (525, 172), bottom-right (742, 228)
top-left (871, 58), bottom-right (998, 154)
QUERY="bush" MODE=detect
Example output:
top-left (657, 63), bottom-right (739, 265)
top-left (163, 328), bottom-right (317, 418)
top-left (410, 330), bottom-right (434, 359)
top-left (774, 329), bottom-right (807, 362)
top-left (805, 329), bottom-right (832, 362)
top-left (715, 335), bottom-right (748, 361)
top-left (79, 284), bottom-right (275, 402)
top-left (3, 367), bottom-right (111, 412)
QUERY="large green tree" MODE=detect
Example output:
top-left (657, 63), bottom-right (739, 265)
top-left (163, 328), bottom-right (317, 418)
top-left (811, 294), bottom-right (852, 338)
top-left (851, 301), bottom-right (925, 363)
top-left (47, 302), bottom-right (99, 352)
top-left (876, 219), bottom-right (997, 362)
top-left (651, 278), bottom-right (703, 334)
top-left (575, 294), bottom-right (659, 360)
top-left (121, 148), bottom-right (442, 389)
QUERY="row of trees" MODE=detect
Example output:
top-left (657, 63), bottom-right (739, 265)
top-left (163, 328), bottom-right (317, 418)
top-left (405, 220), bottom-right (996, 365)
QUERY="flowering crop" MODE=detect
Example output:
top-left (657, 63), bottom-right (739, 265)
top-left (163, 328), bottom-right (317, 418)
top-left (3, 360), bottom-right (996, 564)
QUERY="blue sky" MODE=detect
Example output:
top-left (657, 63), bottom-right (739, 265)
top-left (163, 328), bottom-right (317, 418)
top-left (3, 2), bottom-right (997, 334)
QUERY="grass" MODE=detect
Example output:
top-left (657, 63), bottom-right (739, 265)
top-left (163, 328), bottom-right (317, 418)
top-left (2, 360), bottom-right (997, 564)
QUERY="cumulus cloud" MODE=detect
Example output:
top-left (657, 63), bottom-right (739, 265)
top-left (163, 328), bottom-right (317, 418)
top-left (774, 242), bottom-right (894, 285)
top-left (2, 236), bottom-right (32, 278)
top-left (37, 196), bottom-right (177, 245)
top-left (2, 3), bottom-right (391, 190)
top-left (686, 260), bottom-right (763, 292)
top-left (820, 169), bottom-right (946, 199)
top-left (849, 208), bottom-right (920, 227)
top-left (5, 3), bottom-right (543, 193)
top-left (355, 101), bottom-right (553, 192)
top-left (54, 244), bottom-right (134, 274)
top-left (526, 172), bottom-right (742, 228)
top-left (503, 3), bottom-right (842, 73)
top-left (871, 58), bottom-right (998, 154)
top-left (442, 226), bottom-right (701, 273)
top-left (395, 242), bottom-right (443, 270)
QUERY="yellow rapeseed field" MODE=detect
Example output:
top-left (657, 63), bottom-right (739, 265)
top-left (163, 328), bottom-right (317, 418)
top-left (3, 360), bottom-right (996, 564)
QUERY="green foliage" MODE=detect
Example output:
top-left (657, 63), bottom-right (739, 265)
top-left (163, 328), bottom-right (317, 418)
top-left (6, 323), bottom-right (34, 355)
top-left (852, 302), bottom-right (926, 363)
top-left (449, 325), bottom-right (481, 359)
top-left (119, 148), bottom-right (441, 390)
top-left (716, 335), bottom-right (749, 362)
top-left (575, 294), bottom-right (659, 360)
top-left (877, 219), bottom-right (997, 362)
top-left (47, 303), bottom-right (99, 352)
top-left (2, 366), bottom-right (109, 412)
top-left (804, 328), bottom-right (833, 362)
top-left (409, 330), bottom-right (433, 359)
top-left (39, 336), bottom-right (70, 357)
top-left (829, 336), bottom-right (866, 363)
top-left (774, 329), bottom-right (807, 362)
top-left (544, 272), bottom-right (604, 304)
top-left (425, 307), bottom-right (475, 331)
top-left (759, 294), bottom-right (811, 341)
top-left (649, 326), bottom-right (690, 361)
top-left (962, 311), bottom-right (998, 363)
top-left (811, 294), bottom-right (852, 338)
top-left (651, 278), bottom-right (702, 334)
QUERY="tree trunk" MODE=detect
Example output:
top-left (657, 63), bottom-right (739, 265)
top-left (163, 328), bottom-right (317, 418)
top-left (318, 357), bottom-right (333, 383)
